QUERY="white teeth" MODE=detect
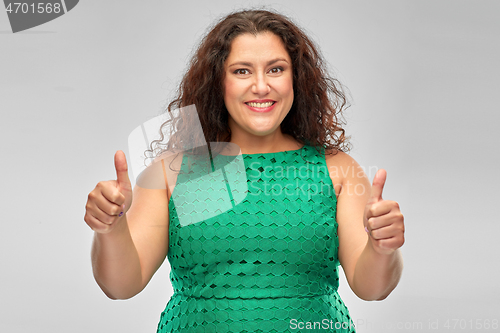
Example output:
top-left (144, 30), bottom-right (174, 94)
top-left (247, 102), bottom-right (274, 108)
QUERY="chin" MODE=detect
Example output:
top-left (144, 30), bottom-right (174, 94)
top-left (249, 128), bottom-right (277, 136)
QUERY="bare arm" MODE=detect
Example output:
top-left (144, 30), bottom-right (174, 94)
top-left (352, 241), bottom-right (403, 300)
top-left (326, 152), bottom-right (404, 301)
top-left (85, 151), bottom-right (170, 300)
top-left (91, 214), bottom-right (142, 299)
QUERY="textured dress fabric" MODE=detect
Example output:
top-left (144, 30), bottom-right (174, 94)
top-left (156, 145), bottom-right (356, 333)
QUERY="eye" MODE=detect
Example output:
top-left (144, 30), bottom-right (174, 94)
top-left (269, 67), bottom-right (284, 74)
top-left (233, 68), bottom-right (250, 75)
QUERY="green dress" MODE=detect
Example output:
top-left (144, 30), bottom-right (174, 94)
top-left (156, 145), bottom-right (356, 333)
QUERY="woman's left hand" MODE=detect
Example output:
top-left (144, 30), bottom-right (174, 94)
top-left (364, 169), bottom-right (405, 255)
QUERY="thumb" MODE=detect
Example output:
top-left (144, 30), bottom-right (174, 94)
top-left (368, 169), bottom-right (387, 204)
top-left (114, 150), bottom-right (131, 190)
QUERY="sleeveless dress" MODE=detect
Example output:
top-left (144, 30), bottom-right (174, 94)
top-left (156, 145), bottom-right (356, 333)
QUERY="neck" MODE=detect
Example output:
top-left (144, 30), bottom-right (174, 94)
top-left (229, 127), bottom-right (301, 154)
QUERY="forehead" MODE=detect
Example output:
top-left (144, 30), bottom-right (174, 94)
top-left (226, 32), bottom-right (291, 64)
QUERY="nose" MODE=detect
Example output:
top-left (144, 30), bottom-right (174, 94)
top-left (251, 73), bottom-right (271, 96)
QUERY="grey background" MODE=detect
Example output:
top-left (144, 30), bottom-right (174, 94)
top-left (1, 0), bottom-right (499, 332)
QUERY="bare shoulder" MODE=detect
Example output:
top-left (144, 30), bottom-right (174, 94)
top-left (324, 149), bottom-right (362, 170)
top-left (138, 151), bottom-right (184, 201)
top-left (324, 148), bottom-right (352, 166)
top-left (324, 149), bottom-right (368, 198)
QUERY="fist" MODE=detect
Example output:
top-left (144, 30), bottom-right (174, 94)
top-left (364, 169), bottom-right (405, 255)
top-left (84, 150), bottom-right (133, 233)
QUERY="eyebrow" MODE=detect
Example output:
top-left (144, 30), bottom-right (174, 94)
top-left (227, 58), bottom-right (289, 68)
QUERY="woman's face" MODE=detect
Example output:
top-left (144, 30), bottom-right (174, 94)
top-left (223, 32), bottom-right (294, 139)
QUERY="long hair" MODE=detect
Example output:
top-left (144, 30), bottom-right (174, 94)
top-left (147, 9), bottom-right (350, 160)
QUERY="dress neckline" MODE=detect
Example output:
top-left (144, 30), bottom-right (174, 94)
top-left (241, 145), bottom-right (306, 156)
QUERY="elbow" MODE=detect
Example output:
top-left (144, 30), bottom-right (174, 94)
top-left (352, 290), bottom-right (378, 302)
top-left (99, 284), bottom-right (121, 300)
top-left (103, 289), bottom-right (137, 300)
top-left (373, 288), bottom-right (394, 301)
top-left (357, 295), bottom-right (388, 302)
top-left (357, 295), bottom-right (384, 302)
top-left (353, 288), bottom-right (392, 302)
top-left (105, 292), bottom-right (119, 300)
top-left (95, 280), bottom-right (139, 300)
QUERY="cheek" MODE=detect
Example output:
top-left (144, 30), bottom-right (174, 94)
top-left (288, 81), bottom-right (294, 98)
top-left (223, 78), bottom-right (239, 106)
top-left (283, 84), bottom-right (294, 117)
top-left (282, 78), bottom-right (294, 102)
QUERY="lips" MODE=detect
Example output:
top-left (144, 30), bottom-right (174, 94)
top-left (245, 100), bottom-right (276, 112)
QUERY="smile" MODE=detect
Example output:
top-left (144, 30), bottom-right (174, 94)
top-left (245, 101), bottom-right (275, 108)
top-left (244, 100), bottom-right (277, 113)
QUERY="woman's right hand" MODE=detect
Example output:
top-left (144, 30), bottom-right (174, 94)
top-left (84, 150), bottom-right (133, 234)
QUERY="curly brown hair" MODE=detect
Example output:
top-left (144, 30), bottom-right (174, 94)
top-left (147, 9), bottom-right (350, 159)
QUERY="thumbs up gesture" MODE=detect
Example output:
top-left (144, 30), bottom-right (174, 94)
top-left (84, 151), bottom-right (133, 233)
top-left (364, 169), bottom-right (405, 255)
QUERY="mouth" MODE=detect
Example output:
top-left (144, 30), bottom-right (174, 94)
top-left (245, 101), bottom-right (275, 108)
top-left (244, 100), bottom-right (276, 112)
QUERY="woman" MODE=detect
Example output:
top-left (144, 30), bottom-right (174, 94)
top-left (84, 9), bottom-right (405, 333)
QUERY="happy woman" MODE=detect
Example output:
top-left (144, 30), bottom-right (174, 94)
top-left (84, 9), bottom-right (405, 333)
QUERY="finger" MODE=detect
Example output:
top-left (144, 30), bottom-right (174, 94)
top-left (85, 213), bottom-right (113, 233)
top-left (94, 193), bottom-right (124, 217)
top-left (369, 221), bottom-right (404, 240)
top-left (89, 200), bottom-right (121, 225)
top-left (368, 224), bottom-right (392, 240)
top-left (368, 213), bottom-right (403, 232)
top-left (367, 216), bottom-right (389, 231)
top-left (367, 200), bottom-right (399, 218)
top-left (114, 150), bottom-right (131, 191)
top-left (99, 182), bottom-right (126, 206)
top-left (368, 169), bottom-right (387, 204)
top-left (85, 205), bottom-right (114, 226)
top-left (373, 235), bottom-right (405, 251)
